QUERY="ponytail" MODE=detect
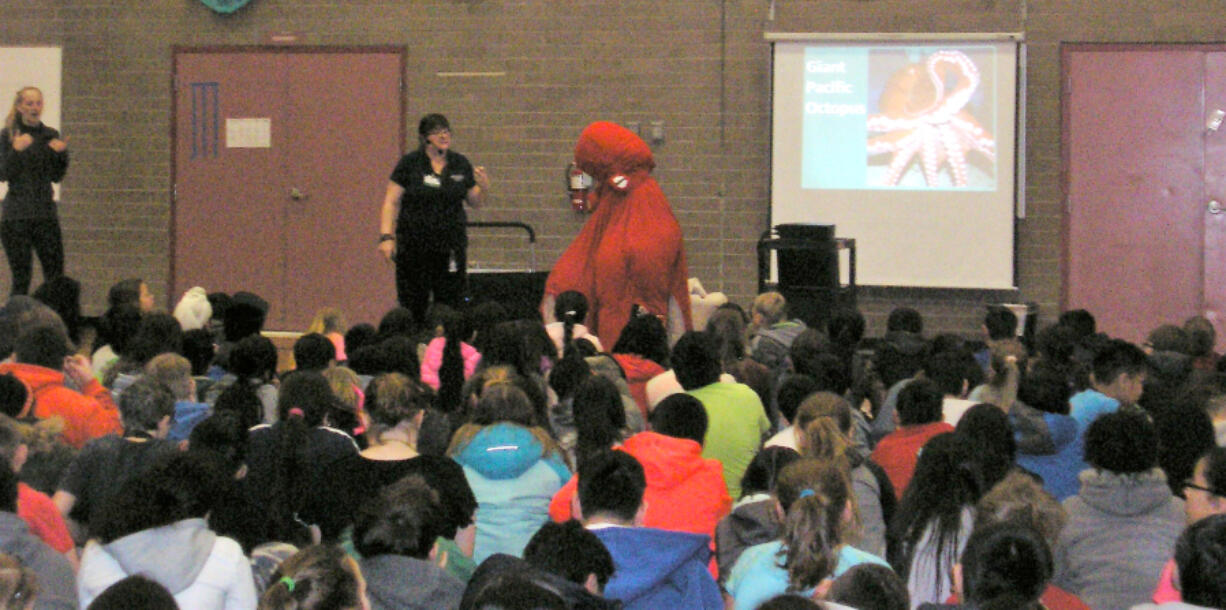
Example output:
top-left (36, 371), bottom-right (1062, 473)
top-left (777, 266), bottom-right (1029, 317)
top-left (270, 407), bottom-right (311, 543)
top-left (436, 308), bottom-right (469, 414)
top-left (214, 378), bottom-right (263, 430)
top-left (561, 309), bottom-right (577, 359)
top-left (780, 492), bottom-right (840, 591)
top-left (554, 291), bottom-right (589, 359)
top-left (774, 459), bottom-right (853, 591)
top-left (258, 545), bottom-right (364, 610)
top-left (799, 417), bottom-right (851, 464)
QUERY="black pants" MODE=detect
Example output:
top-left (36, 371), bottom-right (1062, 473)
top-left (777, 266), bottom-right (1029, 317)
top-left (1, 218), bottom-right (63, 296)
top-left (395, 244), bottom-right (466, 327)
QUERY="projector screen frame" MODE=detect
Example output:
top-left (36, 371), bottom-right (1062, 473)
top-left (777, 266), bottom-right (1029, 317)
top-left (766, 32), bottom-right (1026, 291)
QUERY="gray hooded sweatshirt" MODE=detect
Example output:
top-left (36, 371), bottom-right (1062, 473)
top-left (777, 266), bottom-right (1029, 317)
top-left (77, 518), bottom-right (256, 609)
top-left (0, 512), bottom-right (76, 609)
top-left (1055, 469), bottom-right (1184, 610)
top-left (361, 553), bottom-right (465, 610)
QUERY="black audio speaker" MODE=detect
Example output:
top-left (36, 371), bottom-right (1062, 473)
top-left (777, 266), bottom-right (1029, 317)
top-left (775, 223), bottom-right (838, 290)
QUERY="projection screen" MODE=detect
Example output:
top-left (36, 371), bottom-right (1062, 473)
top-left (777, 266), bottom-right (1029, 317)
top-left (769, 34), bottom-right (1021, 289)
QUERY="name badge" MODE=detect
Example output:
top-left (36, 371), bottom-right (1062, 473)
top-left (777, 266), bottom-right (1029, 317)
top-left (450, 174), bottom-right (466, 182)
top-left (423, 174), bottom-right (441, 188)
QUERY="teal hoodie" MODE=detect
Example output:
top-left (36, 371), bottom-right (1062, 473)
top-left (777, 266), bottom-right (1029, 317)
top-left (454, 423), bottom-right (570, 563)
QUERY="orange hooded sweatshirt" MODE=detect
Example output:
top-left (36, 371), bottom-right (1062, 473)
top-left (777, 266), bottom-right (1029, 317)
top-left (0, 362), bottom-right (122, 448)
top-left (550, 431), bottom-right (731, 576)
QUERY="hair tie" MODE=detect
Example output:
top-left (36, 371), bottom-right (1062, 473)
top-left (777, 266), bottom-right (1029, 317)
top-left (288, 407), bottom-right (305, 418)
top-left (565, 310), bottom-right (577, 317)
top-left (798, 489), bottom-right (816, 499)
top-left (279, 576), bottom-right (296, 593)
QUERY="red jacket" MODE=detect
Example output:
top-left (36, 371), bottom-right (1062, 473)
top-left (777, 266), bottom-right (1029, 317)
top-left (0, 362), bottom-right (122, 449)
top-left (869, 421), bottom-right (953, 497)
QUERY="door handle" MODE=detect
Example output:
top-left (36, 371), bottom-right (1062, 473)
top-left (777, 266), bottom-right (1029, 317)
top-left (1210, 200), bottom-right (1223, 214)
top-left (289, 187), bottom-right (307, 201)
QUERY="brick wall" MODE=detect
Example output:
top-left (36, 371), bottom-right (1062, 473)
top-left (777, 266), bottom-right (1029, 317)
top-left (0, 0), bottom-right (1213, 337)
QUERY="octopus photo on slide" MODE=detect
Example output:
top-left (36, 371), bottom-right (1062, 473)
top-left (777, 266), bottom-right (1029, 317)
top-left (866, 48), bottom-right (996, 188)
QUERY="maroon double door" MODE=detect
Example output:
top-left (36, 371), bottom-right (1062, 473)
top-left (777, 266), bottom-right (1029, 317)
top-left (172, 47), bottom-right (403, 330)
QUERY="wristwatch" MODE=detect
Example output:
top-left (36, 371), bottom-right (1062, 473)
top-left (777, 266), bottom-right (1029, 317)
top-left (379, 233), bottom-right (395, 243)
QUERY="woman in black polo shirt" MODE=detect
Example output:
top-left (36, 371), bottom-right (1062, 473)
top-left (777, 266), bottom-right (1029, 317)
top-left (378, 113), bottom-right (489, 326)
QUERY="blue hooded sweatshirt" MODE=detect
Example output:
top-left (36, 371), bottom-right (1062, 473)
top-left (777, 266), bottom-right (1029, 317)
top-left (593, 526), bottom-right (723, 610)
top-left (453, 423), bottom-right (570, 563)
top-left (1012, 401), bottom-right (1086, 501)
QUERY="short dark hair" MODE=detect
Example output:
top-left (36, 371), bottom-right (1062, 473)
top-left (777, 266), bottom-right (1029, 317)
top-left (223, 292), bottom-right (268, 342)
top-left (923, 351), bottom-right (970, 396)
top-left (610, 310), bottom-right (670, 367)
top-left (293, 333), bottom-right (334, 372)
top-left (959, 522), bottom-right (1052, 606)
top-left (756, 595), bottom-right (824, 609)
top-left (87, 575), bottom-right (179, 610)
top-left (467, 574), bottom-right (567, 610)
top-left (353, 475), bottom-right (446, 559)
top-left (649, 393), bottom-right (708, 445)
top-left (670, 331), bottom-right (722, 390)
top-left (984, 306), bottom-right (1019, 341)
top-left (1091, 339), bottom-right (1149, 385)
top-left (0, 374), bottom-right (26, 418)
top-left (107, 279), bottom-right (143, 309)
top-left (578, 450), bottom-right (645, 523)
top-left (1184, 316), bottom-right (1217, 359)
top-left (547, 354), bottom-right (591, 401)
top-left (229, 334), bottom-right (277, 381)
top-left (1147, 325), bottom-right (1191, 354)
top-left (1083, 409), bottom-right (1158, 474)
top-left (343, 323), bottom-right (379, 354)
top-left (827, 563), bottom-right (910, 610)
top-left (1176, 513), bottom-right (1226, 607)
top-left (776, 374), bottom-right (818, 425)
top-left (1199, 446), bottom-right (1226, 497)
top-left (827, 308), bottom-right (866, 347)
top-left (93, 452), bottom-right (226, 543)
top-left (181, 328), bottom-right (216, 376)
top-left (119, 378), bottom-right (176, 433)
top-left (188, 411), bottom-right (249, 476)
top-left (1058, 309), bottom-right (1096, 339)
top-left (418, 113), bottom-right (450, 141)
top-left (798, 352), bottom-right (850, 397)
top-left (14, 325), bottom-right (70, 369)
top-left (523, 520), bottom-right (615, 590)
top-left (1016, 366), bottom-right (1073, 415)
top-left (740, 446), bottom-right (803, 498)
top-left (896, 379), bottom-right (943, 426)
top-left (886, 307), bottom-right (923, 334)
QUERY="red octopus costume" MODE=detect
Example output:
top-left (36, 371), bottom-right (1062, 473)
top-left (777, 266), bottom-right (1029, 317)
top-left (543, 121), bottom-right (692, 346)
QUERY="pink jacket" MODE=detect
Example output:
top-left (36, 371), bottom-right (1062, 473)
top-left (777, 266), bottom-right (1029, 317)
top-left (420, 337), bottom-right (481, 389)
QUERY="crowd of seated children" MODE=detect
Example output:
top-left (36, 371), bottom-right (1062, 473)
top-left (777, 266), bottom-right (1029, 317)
top-left (11, 278), bottom-right (1226, 609)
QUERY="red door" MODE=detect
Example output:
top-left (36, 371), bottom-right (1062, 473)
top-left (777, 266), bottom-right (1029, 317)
top-left (172, 48), bottom-right (403, 331)
top-left (1065, 47), bottom-right (1226, 347)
